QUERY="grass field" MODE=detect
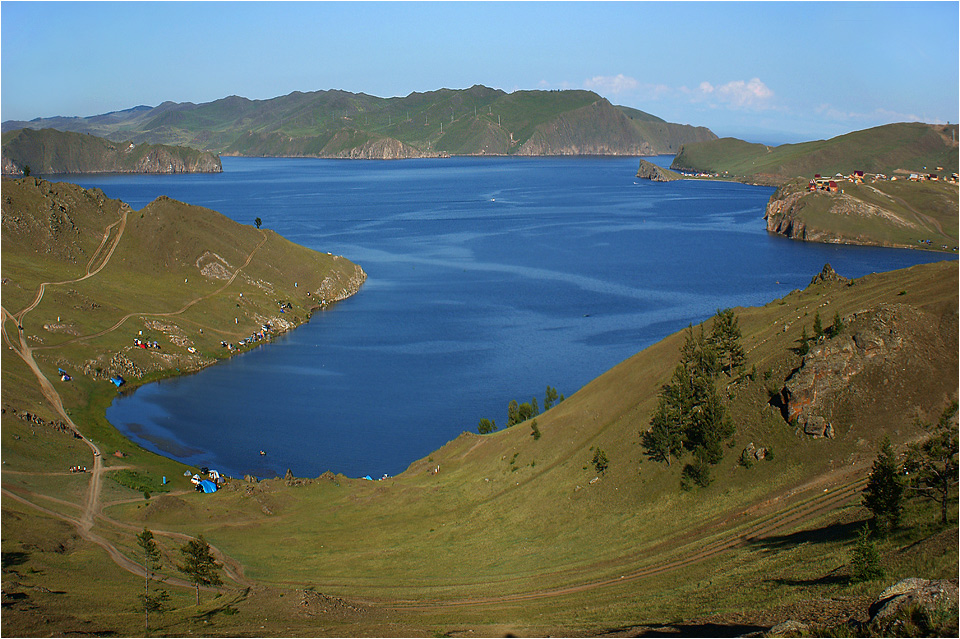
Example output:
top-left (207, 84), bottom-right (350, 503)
top-left (2, 177), bottom-right (957, 636)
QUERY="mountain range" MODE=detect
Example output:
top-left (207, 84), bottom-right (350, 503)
top-left (1, 85), bottom-right (717, 159)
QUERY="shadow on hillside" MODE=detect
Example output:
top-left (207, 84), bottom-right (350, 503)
top-left (604, 622), bottom-right (769, 637)
top-left (1, 551), bottom-right (30, 569)
top-left (748, 518), bottom-right (867, 550)
top-left (769, 573), bottom-right (849, 587)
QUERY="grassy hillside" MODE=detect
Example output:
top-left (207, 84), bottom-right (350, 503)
top-left (2, 86), bottom-right (717, 158)
top-left (1, 128), bottom-right (222, 175)
top-left (3, 170), bottom-right (956, 636)
top-left (766, 177), bottom-right (959, 251)
top-left (673, 122), bottom-right (959, 182)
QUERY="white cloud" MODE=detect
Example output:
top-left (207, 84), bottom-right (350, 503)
top-left (699, 78), bottom-right (774, 108)
top-left (583, 74), bottom-right (639, 95)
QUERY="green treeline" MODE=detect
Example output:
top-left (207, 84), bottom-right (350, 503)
top-left (477, 385), bottom-right (564, 435)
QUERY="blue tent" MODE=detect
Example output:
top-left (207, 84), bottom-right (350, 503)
top-left (199, 479), bottom-right (217, 493)
top-left (110, 376), bottom-right (125, 388)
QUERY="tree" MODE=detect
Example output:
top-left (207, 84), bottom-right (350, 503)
top-left (862, 436), bottom-right (905, 534)
top-left (682, 324), bottom-right (719, 378)
top-left (709, 309), bottom-right (745, 376)
top-left (642, 389), bottom-right (685, 466)
top-left (591, 448), bottom-right (609, 475)
top-left (812, 311), bottom-right (824, 340)
top-left (177, 535), bottom-right (223, 606)
top-left (544, 386), bottom-right (559, 411)
top-left (530, 419), bottom-right (541, 440)
top-left (137, 528), bottom-right (168, 633)
top-left (797, 325), bottom-right (810, 356)
top-left (477, 418), bottom-right (497, 434)
top-left (850, 524), bottom-right (884, 582)
top-left (903, 402), bottom-right (958, 525)
top-left (507, 400), bottom-right (520, 427)
top-left (254, 217), bottom-right (262, 229)
top-left (22, 164), bottom-right (31, 177)
top-left (640, 323), bottom-right (735, 488)
top-left (827, 311), bottom-right (844, 338)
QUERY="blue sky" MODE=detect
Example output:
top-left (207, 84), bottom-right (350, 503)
top-left (2, 1), bottom-right (957, 144)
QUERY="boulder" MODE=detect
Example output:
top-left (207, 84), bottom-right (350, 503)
top-left (869, 578), bottom-right (958, 630)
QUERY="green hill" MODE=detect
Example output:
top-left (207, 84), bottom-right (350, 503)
top-left (2, 178), bottom-right (956, 636)
top-left (1, 128), bottom-right (222, 175)
top-left (672, 122), bottom-right (959, 183)
top-left (2, 86), bottom-right (717, 158)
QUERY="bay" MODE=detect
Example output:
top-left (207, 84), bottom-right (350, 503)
top-left (51, 157), bottom-right (952, 479)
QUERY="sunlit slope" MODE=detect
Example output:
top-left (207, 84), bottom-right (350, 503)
top-left (110, 260), bottom-right (958, 599)
top-left (673, 122), bottom-right (959, 181)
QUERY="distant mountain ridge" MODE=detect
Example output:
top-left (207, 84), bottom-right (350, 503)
top-left (2, 85), bottom-right (717, 159)
top-left (1, 128), bottom-right (222, 175)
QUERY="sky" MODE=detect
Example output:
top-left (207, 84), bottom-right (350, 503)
top-left (1, 1), bottom-right (958, 144)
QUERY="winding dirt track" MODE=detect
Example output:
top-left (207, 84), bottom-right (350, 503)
top-left (3, 205), bottom-right (868, 611)
top-left (1, 205), bottom-right (261, 591)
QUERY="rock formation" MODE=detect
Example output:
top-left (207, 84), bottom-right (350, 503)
top-left (775, 303), bottom-right (958, 439)
top-left (636, 158), bottom-right (682, 182)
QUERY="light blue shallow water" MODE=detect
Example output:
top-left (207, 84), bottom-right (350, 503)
top-left (51, 157), bottom-right (953, 479)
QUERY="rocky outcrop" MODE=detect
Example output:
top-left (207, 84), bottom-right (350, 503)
top-left (333, 136), bottom-right (432, 160)
top-left (809, 263), bottom-right (851, 286)
top-left (636, 158), bottom-right (682, 182)
top-left (776, 303), bottom-right (958, 438)
top-left (869, 578), bottom-right (958, 632)
top-left (314, 261), bottom-right (367, 305)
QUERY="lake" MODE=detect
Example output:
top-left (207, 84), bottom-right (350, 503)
top-left (51, 157), bottom-right (952, 479)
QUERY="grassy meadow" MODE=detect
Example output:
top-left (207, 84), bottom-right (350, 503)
top-left (2, 175), bottom-right (957, 636)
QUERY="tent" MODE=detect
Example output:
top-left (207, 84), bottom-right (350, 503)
top-left (198, 480), bottom-right (218, 493)
top-left (110, 376), bottom-right (125, 388)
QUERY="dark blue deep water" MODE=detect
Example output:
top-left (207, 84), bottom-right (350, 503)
top-left (52, 157), bottom-right (952, 479)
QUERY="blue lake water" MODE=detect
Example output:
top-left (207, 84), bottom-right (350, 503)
top-left (51, 157), bottom-right (952, 479)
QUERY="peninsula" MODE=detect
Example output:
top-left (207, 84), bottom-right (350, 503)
top-left (1, 128), bottom-right (222, 175)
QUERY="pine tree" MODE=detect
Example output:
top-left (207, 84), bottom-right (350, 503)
top-left (477, 418), bottom-right (497, 434)
top-left (798, 325), bottom-right (810, 356)
top-left (863, 436), bottom-right (905, 534)
top-left (709, 309), bottom-right (745, 376)
top-left (137, 528), bottom-right (168, 633)
top-left (591, 448), bottom-right (609, 475)
top-left (850, 524), bottom-right (884, 582)
top-left (530, 419), bottom-right (541, 440)
top-left (544, 386), bottom-right (559, 411)
top-left (507, 400), bottom-right (519, 427)
top-left (177, 535), bottom-right (223, 606)
top-left (903, 402), bottom-right (959, 525)
top-left (828, 310), bottom-right (844, 338)
top-left (813, 311), bottom-right (824, 340)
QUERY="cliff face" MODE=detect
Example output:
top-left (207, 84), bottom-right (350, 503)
top-left (776, 302), bottom-right (958, 439)
top-left (764, 182), bottom-right (811, 239)
top-left (1, 128), bottom-right (221, 175)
